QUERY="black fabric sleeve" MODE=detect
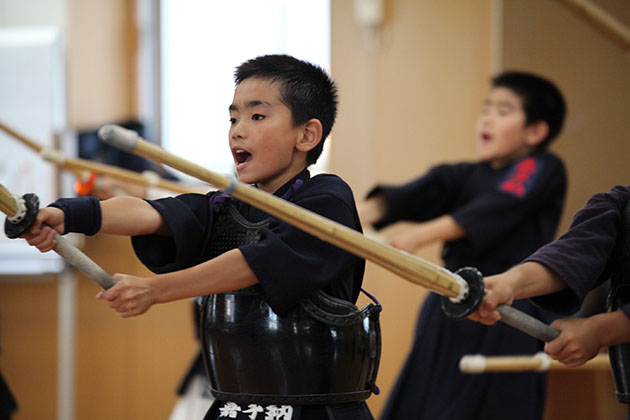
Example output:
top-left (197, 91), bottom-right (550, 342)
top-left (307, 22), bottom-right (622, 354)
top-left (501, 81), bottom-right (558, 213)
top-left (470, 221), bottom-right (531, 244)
top-left (131, 176), bottom-right (364, 315)
top-left (527, 189), bottom-right (624, 315)
top-left (131, 193), bottom-right (214, 274)
top-left (451, 154), bottom-right (566, 250)
top-left (48, 196), bottom-right (102, 236)
top-left (367, 163), bottom-right (471, 230)
top-left (240, 180), bottom-right (363, 315)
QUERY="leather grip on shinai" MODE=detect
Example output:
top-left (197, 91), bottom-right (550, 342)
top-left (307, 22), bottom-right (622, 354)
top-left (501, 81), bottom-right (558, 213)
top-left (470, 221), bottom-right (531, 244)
top-left (496, 304), bottom-right (560, 342)
top-left (51, 233), bottom-right (116, 289)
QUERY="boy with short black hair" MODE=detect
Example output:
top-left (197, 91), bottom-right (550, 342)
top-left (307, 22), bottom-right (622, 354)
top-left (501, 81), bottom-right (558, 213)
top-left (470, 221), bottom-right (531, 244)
top-left (23, 54), bottom-right (379, 420)
top-left (359, 71), bottom-right (567, 420)
top-left (491, 71), bottom-right (566, 151)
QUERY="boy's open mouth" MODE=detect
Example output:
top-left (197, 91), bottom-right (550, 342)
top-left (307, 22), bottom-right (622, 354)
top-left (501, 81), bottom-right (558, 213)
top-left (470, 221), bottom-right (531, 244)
top-left (234, 149), bottom-right (253, 165)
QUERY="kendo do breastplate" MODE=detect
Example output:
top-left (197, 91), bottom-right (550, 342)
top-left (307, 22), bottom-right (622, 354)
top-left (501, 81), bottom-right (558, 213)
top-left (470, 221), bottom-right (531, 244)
top-left (607, 199), bottom-right (630, 404)
top-left (198, 201), bottom-right (381, 405)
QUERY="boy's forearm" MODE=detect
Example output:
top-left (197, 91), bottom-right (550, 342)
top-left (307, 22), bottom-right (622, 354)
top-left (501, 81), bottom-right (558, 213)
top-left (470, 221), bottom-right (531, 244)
top-left (417, 215), bottom-right (465, 246)
top-left (100, 196), bottom-right (167, 236)
top-left (150, 248), bottom-right (258, 304)
top-left (588, 311), bottom-right (630, 348)
top-left (506, 262), bottom-right (567, 299)
top-left (388, 215), bottom-right (465, 252)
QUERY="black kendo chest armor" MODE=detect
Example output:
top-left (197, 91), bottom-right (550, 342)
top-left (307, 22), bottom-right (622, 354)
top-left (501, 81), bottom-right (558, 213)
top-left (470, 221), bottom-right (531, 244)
top-left (606, 199), bottom-right (630, 404)
top-left (198, 201), bottom-right (381, 405)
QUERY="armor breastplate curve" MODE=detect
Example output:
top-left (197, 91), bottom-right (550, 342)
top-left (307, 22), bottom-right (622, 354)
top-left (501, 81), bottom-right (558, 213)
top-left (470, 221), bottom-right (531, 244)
top-left (199, 201), bottom-right (381, 405)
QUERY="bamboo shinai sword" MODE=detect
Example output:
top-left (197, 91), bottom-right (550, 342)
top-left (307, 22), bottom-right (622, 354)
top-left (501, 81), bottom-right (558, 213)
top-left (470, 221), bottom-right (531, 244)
top-left (460, 352), bottom-right (610, 373)
top-left (0, 120), bottom-right (196, 195)
top-left (98, 124), bottom-right (560, 342)
top-left (0, 183), bottom-right (116, 289)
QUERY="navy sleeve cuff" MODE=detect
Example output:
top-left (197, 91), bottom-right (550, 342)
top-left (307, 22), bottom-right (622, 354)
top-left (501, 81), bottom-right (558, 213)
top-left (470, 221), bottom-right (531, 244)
top-left (48, 196), bottom-right (102, 236)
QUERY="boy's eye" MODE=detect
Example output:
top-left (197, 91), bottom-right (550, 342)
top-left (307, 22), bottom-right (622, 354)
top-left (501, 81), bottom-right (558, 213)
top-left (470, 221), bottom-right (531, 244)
top-left (229, 117), bottom-right (237, 125)
top-left (252, 114), bottom-right (265, 121)
top-left (498, 105), bottom-right (513, 116)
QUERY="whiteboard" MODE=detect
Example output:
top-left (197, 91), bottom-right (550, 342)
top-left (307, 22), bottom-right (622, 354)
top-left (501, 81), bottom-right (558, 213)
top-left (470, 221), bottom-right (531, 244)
top-left (0, 26), bottom-right (66, 274)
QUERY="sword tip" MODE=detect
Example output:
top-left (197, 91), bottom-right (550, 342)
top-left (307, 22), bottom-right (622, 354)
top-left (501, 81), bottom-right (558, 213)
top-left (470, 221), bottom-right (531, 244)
top-left (459, 355), bottom-right (486, 373)
top-left (98, 124), bottom-right (139, 152)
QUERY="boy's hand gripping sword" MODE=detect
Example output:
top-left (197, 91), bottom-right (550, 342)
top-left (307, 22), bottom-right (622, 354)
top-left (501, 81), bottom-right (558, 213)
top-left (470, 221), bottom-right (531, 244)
top-left (0, 184), bottom-right (116, 289)
top-left (98, 124), bottom-right (560, 342)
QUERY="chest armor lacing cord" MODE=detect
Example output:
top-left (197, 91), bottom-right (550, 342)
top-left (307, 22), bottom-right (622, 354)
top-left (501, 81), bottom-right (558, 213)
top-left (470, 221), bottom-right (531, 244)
top-left (198, 201), bottom-right (381, 405)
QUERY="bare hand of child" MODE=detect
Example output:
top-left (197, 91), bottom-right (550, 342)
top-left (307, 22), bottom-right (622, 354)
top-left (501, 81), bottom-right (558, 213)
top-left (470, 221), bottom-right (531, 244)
top-left (544, 317), bottom-right (601, 367)
top-left (468, 274), bottom-right (515, 325)
top-left (96, 273), bottom-right (157, 317)
top-left (21, 207), bottom-right (66, 252)
top-left (357, 197), bottom-right (386, 227)
top-left (389, 228), bottom-right (423, 254)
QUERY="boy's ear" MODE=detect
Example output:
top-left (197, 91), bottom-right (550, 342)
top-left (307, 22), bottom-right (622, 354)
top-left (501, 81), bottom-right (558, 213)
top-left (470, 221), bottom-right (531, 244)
top-left (525, 121), bottom-right (549, 147)
top-left (296, 118), bottom-right (323, 152)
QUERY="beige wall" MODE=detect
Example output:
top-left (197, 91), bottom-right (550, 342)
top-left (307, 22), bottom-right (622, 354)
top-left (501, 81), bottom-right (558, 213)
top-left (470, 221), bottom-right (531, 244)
top-left (331, 1), bottom-right (491, 196)
top-left (66, 0), bottom-right (137, 130)
top-left (0, 278), bottom-right (59, 419)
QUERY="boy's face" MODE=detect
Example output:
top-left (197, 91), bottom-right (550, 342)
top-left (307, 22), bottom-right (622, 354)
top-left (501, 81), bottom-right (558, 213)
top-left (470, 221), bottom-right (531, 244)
top-left (476, 87), bottom-right (536, 168)
top-left (228, 78), bottom-right (306, 193)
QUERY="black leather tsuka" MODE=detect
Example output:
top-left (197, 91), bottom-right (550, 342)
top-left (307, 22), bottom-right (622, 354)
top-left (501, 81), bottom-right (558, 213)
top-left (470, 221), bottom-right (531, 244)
top-left (49, 196), bottom-right (102, 236)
